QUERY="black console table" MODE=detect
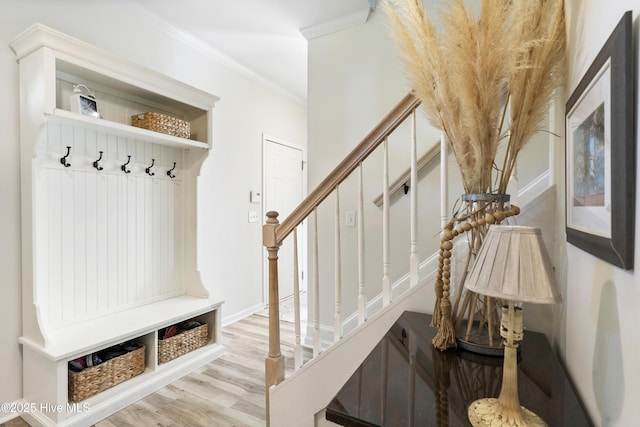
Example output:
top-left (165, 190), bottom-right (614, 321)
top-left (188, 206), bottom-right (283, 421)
top-left (326, 311), bottom-right (592, 426)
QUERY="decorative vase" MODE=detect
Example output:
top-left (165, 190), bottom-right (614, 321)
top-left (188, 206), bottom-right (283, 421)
top-left (432, 193), bottom-right (519, 351)
top-left (451, 193), bottom-right (512, 355)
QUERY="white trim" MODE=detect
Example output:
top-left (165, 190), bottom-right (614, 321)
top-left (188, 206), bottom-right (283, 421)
top-left (517, 169), bottom-right (552, 208)
top-left (300, 8), bottom-right (371, 40)
top-left (221, 303), bottom-right (265, 327)
top-left (261, 134), bottom-right (308, 307)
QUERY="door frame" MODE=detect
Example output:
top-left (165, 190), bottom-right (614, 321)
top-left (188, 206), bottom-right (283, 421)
top-left (262, 133), bottom-right (307, 307)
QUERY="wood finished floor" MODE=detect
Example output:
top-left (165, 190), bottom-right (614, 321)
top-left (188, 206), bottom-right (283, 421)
top-left (4, 314), bottom-right (306, 427)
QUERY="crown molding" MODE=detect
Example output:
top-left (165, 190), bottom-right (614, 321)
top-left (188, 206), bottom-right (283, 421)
top-left (300, 7), bottom-right (371, 40)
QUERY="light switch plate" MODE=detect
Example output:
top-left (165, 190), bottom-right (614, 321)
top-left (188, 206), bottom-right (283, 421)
top-left (250, 190), bottom-right (262, 203)
top-left (345, 210), bottom-right (356, 227)
top-left (248, 211), bottom-right (259, 223)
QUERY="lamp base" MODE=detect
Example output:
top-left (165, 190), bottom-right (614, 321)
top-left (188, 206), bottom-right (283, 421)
top-left (468, 398), bottom-right (547, 427)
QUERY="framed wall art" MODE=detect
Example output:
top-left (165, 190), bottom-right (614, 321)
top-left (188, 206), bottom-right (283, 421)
top-left (565, 11), bottom-right (634, 270)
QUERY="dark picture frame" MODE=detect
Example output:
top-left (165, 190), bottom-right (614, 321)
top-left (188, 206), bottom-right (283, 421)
top-left (565, 11), bottom-right (634, 270)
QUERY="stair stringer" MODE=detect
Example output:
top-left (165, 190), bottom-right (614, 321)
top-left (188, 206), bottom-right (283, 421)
top-left (269, 270), bottom-right (436, 427)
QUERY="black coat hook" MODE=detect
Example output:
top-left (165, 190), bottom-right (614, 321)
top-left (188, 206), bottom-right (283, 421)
top-left (145, 159), bottom-right (155, 176)
top-left (60, 146), bottom-right (71, 167)
top-left (403, 182), bottom-right (410, 194)
top-left (167, 162), bottom-right (176, 179)
top-left (93, 151), bottom-right (104, 171)
top-left (121, 155), bottom-right (131, 174)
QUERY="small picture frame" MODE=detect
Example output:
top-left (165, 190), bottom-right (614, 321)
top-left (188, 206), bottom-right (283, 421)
top-left (565, 11), bottom-right (634, 269)
top-left (70, 91), bottom-right (100, 119)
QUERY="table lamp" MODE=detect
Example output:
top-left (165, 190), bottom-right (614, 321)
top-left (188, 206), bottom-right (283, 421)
top-left (464, 225), bottom-right (562, 427)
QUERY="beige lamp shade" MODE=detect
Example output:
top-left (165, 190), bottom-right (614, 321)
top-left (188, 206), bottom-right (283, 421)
top-left (464, 225), bottom-right (562, 304)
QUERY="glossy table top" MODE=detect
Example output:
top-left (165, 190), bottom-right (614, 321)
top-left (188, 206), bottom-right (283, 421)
top-left (326, 311), bottom-right (592, 427)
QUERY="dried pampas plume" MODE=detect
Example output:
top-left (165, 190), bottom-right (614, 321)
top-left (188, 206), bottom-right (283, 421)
top-left (382, 0), bottom-right (566, 194)
top-left (383, 0), bottom-right (566, 350)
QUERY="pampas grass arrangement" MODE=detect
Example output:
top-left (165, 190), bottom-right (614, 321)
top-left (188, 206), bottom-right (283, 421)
top-left (383, 0), bottom-right (566, 350)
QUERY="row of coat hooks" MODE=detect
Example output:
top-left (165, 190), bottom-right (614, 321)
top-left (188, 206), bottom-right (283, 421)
top-left (60, 146), bottom-right (177, 178)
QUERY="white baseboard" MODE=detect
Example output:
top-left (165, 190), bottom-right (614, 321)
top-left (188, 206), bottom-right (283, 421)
top-left (221, 303), bottom-right (265, 327)
top-left (0, 400), bottom-right (24, 424)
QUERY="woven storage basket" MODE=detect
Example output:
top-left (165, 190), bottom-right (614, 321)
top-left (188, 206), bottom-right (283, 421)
top-left (158, 323), bottom-right (208, 364)
top-left (131, 112), bottom-right (190, 138)
top-left (68, 345), bottom-right (145, 403)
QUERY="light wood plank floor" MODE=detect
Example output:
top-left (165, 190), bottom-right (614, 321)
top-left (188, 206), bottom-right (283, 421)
top-left (4, 314), bottom-right (305, 427)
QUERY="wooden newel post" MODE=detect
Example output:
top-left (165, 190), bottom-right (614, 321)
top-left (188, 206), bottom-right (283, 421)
top-left (263, 211), bottom-right (284, 425)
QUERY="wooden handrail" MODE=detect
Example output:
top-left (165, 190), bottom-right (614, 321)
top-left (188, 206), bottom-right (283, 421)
top-left (264, 92), bottom-right (421, 424)
top-left (372, 142), bottom-right (440, 207)
top-left (275, 92), bottom-right (421, 243)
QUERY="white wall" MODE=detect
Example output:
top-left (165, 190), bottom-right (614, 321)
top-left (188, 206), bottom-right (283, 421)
top-left (558, 2), bottom-right (640, 426)
top-left (0, 0), bottom-right (306, 407)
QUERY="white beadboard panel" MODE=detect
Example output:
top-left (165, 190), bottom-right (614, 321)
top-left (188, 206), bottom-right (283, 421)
top-left (35, 121), bottom-right (186, 329)
top-left (85, 171), bottom-right (98, 314)
top-left (73, 170), bottom-right (87, 318)
top-left (135, 175), bottom-right (147, 302)
top-left (173, 180), bottom-right (185, 290)
top-left (34, 165), bottom-right (50, 327)
top-left (96, 172), bottom-right (109, 314)
top-left (60, 169), bottom-right (75, 323)
top-left (107, 171), bottom-right (119, 312)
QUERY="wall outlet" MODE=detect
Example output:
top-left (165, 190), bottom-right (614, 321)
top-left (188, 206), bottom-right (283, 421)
top-left (248, 211), bottom-right (260, 223)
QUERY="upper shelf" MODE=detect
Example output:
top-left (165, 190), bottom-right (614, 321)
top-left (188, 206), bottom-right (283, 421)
top-left (47, 109), bottom-right (209, 150)
top-left (10, 23), bottom-right (220, 112)
top-left (11, 24), bottom-right (219, 149)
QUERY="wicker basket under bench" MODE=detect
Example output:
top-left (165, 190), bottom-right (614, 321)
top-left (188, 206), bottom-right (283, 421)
top-left (68, 344), bottom-right (145, 403)
top-left (158, 323), bottom-right (208, 364)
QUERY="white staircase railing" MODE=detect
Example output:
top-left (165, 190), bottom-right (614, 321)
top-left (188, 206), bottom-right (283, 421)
top-left (262, 90), bottom-right (555, 426)
top-left (263, 93), bottom-right (433, 423)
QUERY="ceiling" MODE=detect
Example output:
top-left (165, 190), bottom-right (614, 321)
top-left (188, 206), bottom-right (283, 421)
top-left (133, 0), bottom-right (375, 104)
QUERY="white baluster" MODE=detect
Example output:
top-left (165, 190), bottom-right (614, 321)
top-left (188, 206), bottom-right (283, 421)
top-left (357, 163), bottom-right (366, 324)
top-left (410, 109), bottom-right (419, 287)
top-left (312, 208), bottom-right (320, 357)
top-left (382, 138), bottom-right (391, 306)
top-left (334, 187), bottom-right (342, 341)
top-left (293, 227), bottom-right (302, 370)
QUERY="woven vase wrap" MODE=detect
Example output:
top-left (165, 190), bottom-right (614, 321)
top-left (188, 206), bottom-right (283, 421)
top-left (432, 203), bottom-right (520, 351)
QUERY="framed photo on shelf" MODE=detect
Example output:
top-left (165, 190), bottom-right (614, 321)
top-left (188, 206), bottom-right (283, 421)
top-left (70, 92), bottom-right (100, 118)
top-left (565, 11), bottom-right (634, 270)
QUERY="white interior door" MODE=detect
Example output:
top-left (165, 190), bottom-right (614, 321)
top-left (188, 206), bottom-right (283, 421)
top-left (263, 136), bottom-right (305, 302)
